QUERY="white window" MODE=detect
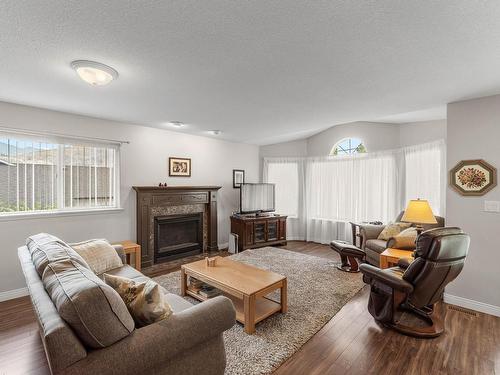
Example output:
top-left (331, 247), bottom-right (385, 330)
top-left (0, 133), bottom-right (120, 215)
top-left (330, 138), bottom-right (367, 156)
top-left (265, 162), bottom-right (299, 217)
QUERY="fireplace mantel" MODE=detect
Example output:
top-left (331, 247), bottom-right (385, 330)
top-left (133, 186), bottom-right (222, 268)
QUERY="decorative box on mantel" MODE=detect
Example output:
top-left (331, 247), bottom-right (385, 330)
top-left (133, 186), bottom-right (222, 268)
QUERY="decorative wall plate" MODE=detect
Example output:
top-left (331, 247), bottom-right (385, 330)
top-left (449, 159), bottom-right (497, 196)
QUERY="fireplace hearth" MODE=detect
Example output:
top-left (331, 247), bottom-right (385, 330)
top-left (154, 213), bottom-right (203, 262)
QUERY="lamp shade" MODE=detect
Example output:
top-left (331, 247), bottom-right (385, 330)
top-left (401, 199), bottom-right (437, 224)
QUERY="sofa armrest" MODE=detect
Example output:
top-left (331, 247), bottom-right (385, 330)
top-left (360, 264), bottom-right (414, 293)
top-left (112, 244), bottom-right (126, 264)
top-left (78, 296), bottom-right (236, 373)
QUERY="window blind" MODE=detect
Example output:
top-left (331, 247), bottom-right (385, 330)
top-left (0, 133), bottom-right (120, 214)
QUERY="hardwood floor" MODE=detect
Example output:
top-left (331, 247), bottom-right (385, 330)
top-left (1, 241), bottom-right (498, 375)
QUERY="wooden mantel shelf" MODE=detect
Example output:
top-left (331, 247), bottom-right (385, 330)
top-left (133, 186), bottom-right (222, 192)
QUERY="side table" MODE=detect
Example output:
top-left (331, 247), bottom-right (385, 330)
top-left (380, 248), bottom-right (414, 269)
top-left (115, 240), bottom-right (142, 271)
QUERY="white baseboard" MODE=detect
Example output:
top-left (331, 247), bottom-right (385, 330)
top-left (444, 293), bottom-right (500, 317)
top-left (0, 287), bottom-right (28, 302)
top-left (218, 242), bottom-right (229, 250)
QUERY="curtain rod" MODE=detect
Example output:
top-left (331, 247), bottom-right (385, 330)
top-left (0, 125), bottom-right (130, 145)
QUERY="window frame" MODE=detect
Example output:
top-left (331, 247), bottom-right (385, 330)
top-left (0, 132), bottom-right (121, 219)
top-left (330, 137), bottom-right (367, 156)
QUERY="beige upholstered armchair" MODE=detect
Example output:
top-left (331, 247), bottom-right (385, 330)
top-left (356, 211), bottom-right (445, 266)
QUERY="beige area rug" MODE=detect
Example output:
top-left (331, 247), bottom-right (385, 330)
top-left (153, 247), bottom-right (364, 375)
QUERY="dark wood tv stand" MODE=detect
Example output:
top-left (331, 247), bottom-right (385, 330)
top-left (230, 214), bottom-right (287, 251)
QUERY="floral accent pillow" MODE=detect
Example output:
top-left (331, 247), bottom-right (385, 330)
top-left (377, 222), bottom-right (412, 241)
top-left (104, 274), bottom-right (173, 327)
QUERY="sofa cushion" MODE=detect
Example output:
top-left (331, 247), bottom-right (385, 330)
top-left (104, 274), bottom-right (173, 327)
top-left (365, 239), bottom-right (387, 254)
top-left (43, 259), bottom-right (135, 349)
top-left (27, 233), bottom-right (90, 276)
top-left (70, 239), bottom-right (123, 275)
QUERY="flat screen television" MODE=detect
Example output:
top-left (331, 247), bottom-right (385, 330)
top-left (240, 183), bottom-right (275, 214)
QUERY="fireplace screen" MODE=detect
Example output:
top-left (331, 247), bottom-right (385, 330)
top-left (154, 213), bottom-right (203, 262)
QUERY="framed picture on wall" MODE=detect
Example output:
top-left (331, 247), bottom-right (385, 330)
top-left (233, 169), bottom-right (245, 188)
top-left (169, 157), bottom-right (191, 177)
top-left (449, 159), bottom-right (497, 196)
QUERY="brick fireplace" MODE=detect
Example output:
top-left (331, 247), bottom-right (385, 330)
top-left (133, 186), bottom-right (222, 268)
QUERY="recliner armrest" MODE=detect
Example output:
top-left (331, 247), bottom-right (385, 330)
top-left (360, 264), bottom-right (414, 293)
top-left (397, 257), bottom-right (413, 269)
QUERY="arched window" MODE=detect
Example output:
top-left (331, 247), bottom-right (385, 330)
top-left (330, 138), bottom-right (367, 156)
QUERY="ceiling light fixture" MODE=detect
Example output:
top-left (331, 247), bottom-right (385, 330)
top-left (168, 121), bottom-right (185, 127)
top-left (71, 60), bottom-right (118, 86)
top-left (210, 130), bottom-right (222, 135)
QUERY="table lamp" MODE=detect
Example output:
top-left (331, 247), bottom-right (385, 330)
top-left (401, 199), bottom-right (437, 235)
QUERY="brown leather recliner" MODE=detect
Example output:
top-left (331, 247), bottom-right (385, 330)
top-left (360, 227), bottom-right (470, 338)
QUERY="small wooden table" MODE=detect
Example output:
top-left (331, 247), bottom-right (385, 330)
top-left (115, 241), bottom-right (142, 271)
top-left (380, 248), bottom-right (414, 269)
top-left (181, 256), bottom-right (287, 334)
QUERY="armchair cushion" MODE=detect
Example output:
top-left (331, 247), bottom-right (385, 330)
top-left (377, 222), bottom-right (411, 241)
top-left (359, 224), bottom-right (386, 241)
top-left (360, 264), bottom-right (414, 293)
top-left (387, 227), bottom-right (418, 250)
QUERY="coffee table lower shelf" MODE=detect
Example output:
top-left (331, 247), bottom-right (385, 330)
top-left (186, 289), bottom-right (282, 327)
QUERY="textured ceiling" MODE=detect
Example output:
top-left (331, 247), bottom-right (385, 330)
top-left (1, 1), bottom-right (500, 145)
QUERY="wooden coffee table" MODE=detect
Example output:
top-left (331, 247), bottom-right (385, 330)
top-left (180, 256), bottom-right (287, 334)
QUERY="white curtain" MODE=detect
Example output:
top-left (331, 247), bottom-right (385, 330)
top-left (403, 140), bottom-right (445, 216)
top-left (263, 158), bottom-right (306, 240)
top-left (263, 140), bottom-right (445, 243)
top-left (305, 151), bottom-right (400, 242)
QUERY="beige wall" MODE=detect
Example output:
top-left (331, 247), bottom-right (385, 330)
top-left (0, 102), bottom-right (259, 295)
top-left (446, 94), bottom-right (500, 309)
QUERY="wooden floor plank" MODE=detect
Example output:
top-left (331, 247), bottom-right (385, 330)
top-left (0, 241), bottom-right (498, 375)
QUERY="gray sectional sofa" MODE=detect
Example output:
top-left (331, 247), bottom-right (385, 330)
top-left (18, 233), bottom-right (236, 375)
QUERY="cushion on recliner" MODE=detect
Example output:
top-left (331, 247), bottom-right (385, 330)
top-left (365, 239), bottom-right (387, 253)
top-left (27, 233), bottom-right (90, 276)
top-left (42, 259), bottom-right (135, 349)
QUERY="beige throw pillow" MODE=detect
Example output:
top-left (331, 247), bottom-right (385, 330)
top-left (70, 239), bottom-right (123, 275)
top-left (104, 274), bottom-right (173, 327)
top-left (377, 222), bottom-right (412, 241)
top-left (391, 227), bottom-right (418, 249)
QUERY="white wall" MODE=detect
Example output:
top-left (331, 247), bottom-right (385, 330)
top-left (446, 94), bottom-right (500, 310)
top-left (0, 102), bottom-right (259, 294)
top-left (399, 119), bottom-right (447, 147)
top-left (306, 121), bottom-right (401, 156)
top-left (259, 139), bottom-right (308, 179)
top-left (260, 120), bottom-right (446, 160)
